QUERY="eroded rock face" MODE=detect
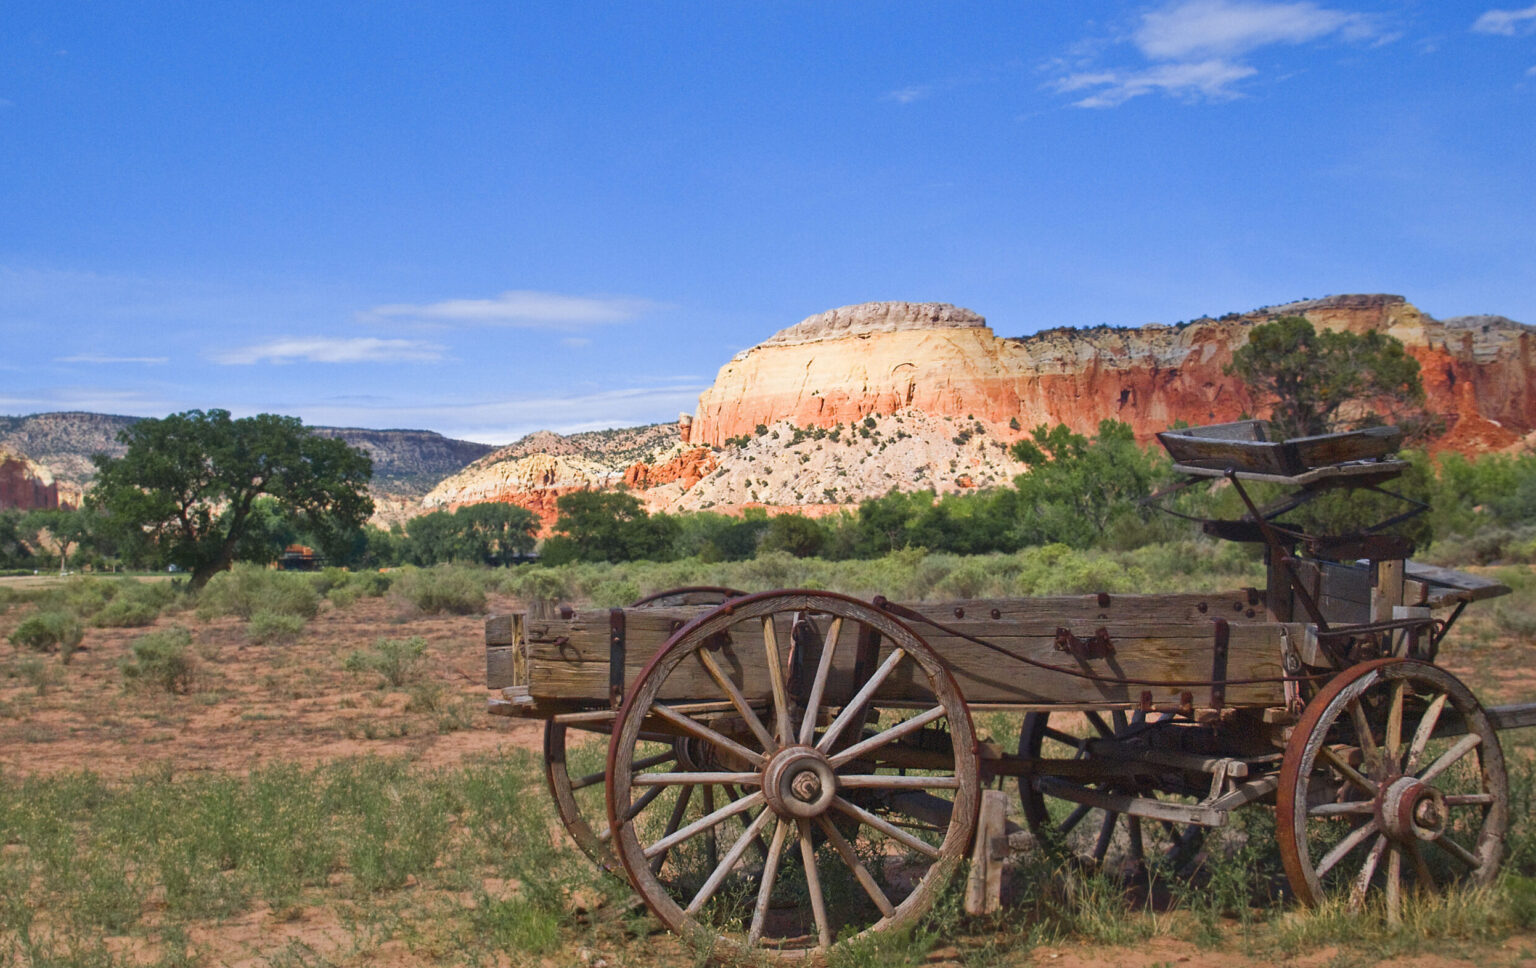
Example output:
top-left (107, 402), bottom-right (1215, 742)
top-left (691, 296), bottom-right (1536, 452)
top-left (0, 449), bottom-right (68, 510)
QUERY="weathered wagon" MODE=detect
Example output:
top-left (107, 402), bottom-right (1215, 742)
top-left (484, 421), bottom-right (1534, 962)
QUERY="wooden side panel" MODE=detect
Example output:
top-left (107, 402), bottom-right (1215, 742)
top-left (485, 613), bottom-right (525, 689)
top-left (515, 603), bottom-right (1292, 708)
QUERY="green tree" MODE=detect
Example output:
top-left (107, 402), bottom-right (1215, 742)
top-left (759, 513), bottom-right (828, 558)
top-left (24, 508), bottom-right (98, 575)
top-left (0, 510), bottom-right (37, 569)
top-left (1226, 315), bottom-right (1426, 440)
top-left (90, 409), bottom-right (373, 589)
top-left (451, 502), bottom-right (539, 565)
top-left (1008, 420), bottom-right (1165, 548)
top-left (549, 491), bottom-right (677, 563)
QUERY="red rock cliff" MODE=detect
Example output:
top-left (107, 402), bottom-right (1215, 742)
top-left (690, 295), bottom-right (1536, 452)
top-left (0, 449), bottom-right (68, 510)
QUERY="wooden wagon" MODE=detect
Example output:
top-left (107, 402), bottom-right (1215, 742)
top-left (484, 421), bottom-right (1533, 962)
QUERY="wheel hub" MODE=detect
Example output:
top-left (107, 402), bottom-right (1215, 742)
top-left (1378, 774), bottom-right (1448, 842)
top-left (762, 746), bottom-right (838, 819)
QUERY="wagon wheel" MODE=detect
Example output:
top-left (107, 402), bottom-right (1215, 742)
top-left (606, 591), bottom-right (980, 962)
top-left (1018, 709), bottom-right (1206, 875)
top-left (543, 587), bottom-right (747, 871)
top-left (1277, 658), bottom-right (1507, 924)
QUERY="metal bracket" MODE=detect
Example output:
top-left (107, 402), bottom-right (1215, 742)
top-left (1210, 618), bottom-right (1230, 709)
top-left (608, 608), bottom-right (626, 708)
top-left (1054, 626), bottom-right (1115, 661)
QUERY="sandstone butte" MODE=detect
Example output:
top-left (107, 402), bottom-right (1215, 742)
top-left (0, 448), bottom-right (74, 512)
top-left (690, 295), bottom-right (1535, 453)
top-left (428, 293), bottom-right (1535, 532)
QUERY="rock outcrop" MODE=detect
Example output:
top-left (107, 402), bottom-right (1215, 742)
top-left (691, 295), bottom-right (1536, 452)
top-left (0, 449), bottom-right (71, 510)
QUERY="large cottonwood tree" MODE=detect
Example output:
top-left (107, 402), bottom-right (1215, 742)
top-left (90, 409), bottom-right (373, 588)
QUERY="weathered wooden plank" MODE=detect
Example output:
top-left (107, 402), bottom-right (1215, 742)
top-left (517, 610), bottom-right (1292, 708)
top-left (1289, 426), bottom-right (1400, 468)
top-left (485, 613), bottom-right (521, 647)
top-left (1403, 562), bottom-right (1512, 603)
top-left (903, 591), bottom-right (1267, 625)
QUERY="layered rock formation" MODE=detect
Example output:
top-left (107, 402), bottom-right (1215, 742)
top-left (691, 295), bottom-right (1536, 452)
top-left (0, 449), bottom-right (72, 510)
top-left (422, 294), bottom-right (1534, 530)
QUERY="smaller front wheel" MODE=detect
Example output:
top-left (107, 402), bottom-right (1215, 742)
top-left (1277, 659), bottom-right (1508, 923)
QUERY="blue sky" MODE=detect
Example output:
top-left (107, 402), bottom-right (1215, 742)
top-left (3, 1), bottom-right (1533, 444)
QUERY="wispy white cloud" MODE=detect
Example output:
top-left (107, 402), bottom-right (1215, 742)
top-left (211, 337), bottom-right (445, 365)
top-left (1135, 0), bottom-right (1372, 59)
top-left (1051, 0), bottom-right (1387, 107)
top-left (1055, 59), bottom-right (1258, 107)
top-left (885, 85), bottom-right (931, 104)
top-left (0, 387), bottom-right (179, 415)
top-left (55, 354), bottom-right (169, 365)
top-left (360, 289), bottom-right (658, 327)
top-left (1472, 4), bottom-right (1536, 36)
top-left (560, 336), bottom-right (593, 349)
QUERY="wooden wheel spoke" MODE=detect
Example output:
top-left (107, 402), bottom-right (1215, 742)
top-left (642, 790), bottom-right (765, 860)
top-left (1320, 745), bottom-right (1378, 795)
top-left (1385, 680), bottom-right (1405, 767)
top-left (816, 815), bottom-right (896, 917)
top-left (1385, 844), bottom-right (1403, 926)
top-left (797, 819), bottom-right (832, 949)
top-left (1405, 692), bottom-right (1448, 774)
top-left (696, 649), bottom-right (777, 754)
top-left (1058, 803), bottom-right (1092, 836)
top-left (1417, 732), bottom-right (1481, 785)
top-left (831, 796), bottom-right (941, 858)
top-left (621, 783), bottom-right (668, 822)
top-left (1350, 835), bottom-right (1388, 912)
top-left (816, 648), bottom-right (908, 753)
top-left (1041, 727), bottom-right (1084, 748)
top-left (747, 819), bottom-right (790, 946)
top-left (1085, 711), bottom-right (1115, 739)
top-left (761, 616), bottom-right (794, 746)
top-left (651, 703), bottom-right (767, 768)
top-left (1407, 838), bottom-right (1434, 888)
top-left (686, 808), bottom-right (775, 914)
top-left (838, 773), bottom-right (961, 790)
top-left (829, 705), bottom-right (947, 768)
top-left (1432, 833), bottom-right (1481, 869)
top-left (1092, 810), bottom-right (1116, 864)
top-left (1309, 800), bottom-right (1376, 817)
top-left (632, 771), bottom-right (762, 786)
top-left (1444, 793), bottom-right (1495, 807)
top-left (650, 785), bottom-right (694, 874)
top-left (1349, 698), bottom-right (1380, 765)
top-left (1315, 820), bottom-right (1381, 879)
top-left (798, 617), bottom-right (842, 746)
top-left (1126, 816), bottom-right (1144, 865)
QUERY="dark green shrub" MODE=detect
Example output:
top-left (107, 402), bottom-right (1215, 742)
top-left (247, 610), bottom-right (306, 645)
top-left (93, 596), bottom-right (160, 628)
top-left (392, 565), bottom-right (486, 615)
top-left (121, 626), bottom-right (196, 694)
top-left (344, 636), bottom-right (427, 688)
top-left (8, 610), bottom-right (84, 655)
top-left (198, 564), bottom-right (320, 620)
